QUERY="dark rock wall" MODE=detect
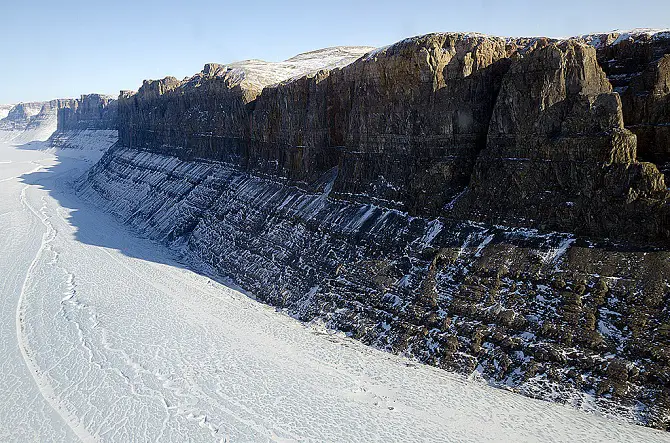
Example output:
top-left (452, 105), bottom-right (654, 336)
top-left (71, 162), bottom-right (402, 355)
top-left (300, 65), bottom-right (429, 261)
top-left (57, 94), bottom-right (118, 131)
top-left (116, 33), bottom-right (670, 244)
top-left (117, 74), bottom-right (255, 165)
top-left (590, 32), bottom-right (670, 174)
top-left (458, 41), bottom-right (670, 243)
top-left (252, 34), bottom-right (520, 212)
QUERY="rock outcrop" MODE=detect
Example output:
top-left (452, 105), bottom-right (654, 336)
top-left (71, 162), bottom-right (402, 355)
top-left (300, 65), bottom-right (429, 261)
top-left (586, 31), bottom-right (670, 177)
top-left (77, 32), bottom-right (670, 429)
top-left (457, 40), bottom-right (670, 242)
top-left (49, 94), bottom-right (119, 155)
top-left (57, 93), bottom-right (118, 131)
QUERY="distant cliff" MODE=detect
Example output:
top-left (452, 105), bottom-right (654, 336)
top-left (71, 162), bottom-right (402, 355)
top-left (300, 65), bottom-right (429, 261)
top-left (78, 31), bottom-right (670, 429)
top-left (49, 94), bottom-right (119, 154)
top-left (0, 99), bottom-right (75, 143)
top-left (0, 103), bottom-right (15, 119)
top-left (57, 93), bottom-right (118, 131)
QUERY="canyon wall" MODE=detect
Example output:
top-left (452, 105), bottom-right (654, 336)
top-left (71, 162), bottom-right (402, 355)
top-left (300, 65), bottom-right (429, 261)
top-left (78, 32), bottom-right (670, 428)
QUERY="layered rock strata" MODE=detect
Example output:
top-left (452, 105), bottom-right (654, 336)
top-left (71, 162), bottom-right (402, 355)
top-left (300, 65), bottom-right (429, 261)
top-left (78, 32), bottom-right (670, 428)
top-left (57, 93), bottom-right (118, 131)
top-left (50, 94), bottom-right (119, 153)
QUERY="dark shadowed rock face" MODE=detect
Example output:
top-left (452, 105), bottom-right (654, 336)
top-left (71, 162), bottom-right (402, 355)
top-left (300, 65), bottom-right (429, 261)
top-left (252, 34), bottom-right (523, 213)
top-left (457, 41), bottom-right (670, 243)
top-left (57, 94), bottom-right (118, 131)
top-left (78, 32), bottom-right (670, 428)
top-left (116, 47), bottom-right (374, 165)
top-left (586, 31), bottom-right (670, 175)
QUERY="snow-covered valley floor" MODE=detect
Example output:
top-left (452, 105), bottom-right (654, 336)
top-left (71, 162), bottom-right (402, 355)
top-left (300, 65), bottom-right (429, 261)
top-left (1, 141), bottom-right (669, 442)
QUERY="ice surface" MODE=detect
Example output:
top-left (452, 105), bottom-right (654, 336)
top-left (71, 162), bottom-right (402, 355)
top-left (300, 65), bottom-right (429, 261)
top-left (1, 139), bottom-right (669, 441)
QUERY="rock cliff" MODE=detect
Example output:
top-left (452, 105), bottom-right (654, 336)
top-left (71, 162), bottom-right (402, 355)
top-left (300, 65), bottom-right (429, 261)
top-left (584, 31), bottom-right (670, 175)
top-left (0, 99), bottom-right (75, 143)
top-left (77, 32), bottom-right (670, 428)
top-left (49, 94), bottom-right (119, 154)
top-left (57, 93), bottom-right (118, 131)
top-left (457, 40), bottom-right (670, 243)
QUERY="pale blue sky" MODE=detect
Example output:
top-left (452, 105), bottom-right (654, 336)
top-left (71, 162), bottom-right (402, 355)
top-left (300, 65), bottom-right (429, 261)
top-left (1, 0), bottom-right (668, 103)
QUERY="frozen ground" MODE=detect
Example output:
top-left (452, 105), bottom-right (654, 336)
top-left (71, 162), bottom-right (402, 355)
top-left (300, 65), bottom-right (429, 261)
top-left (1, 140), bottom-right (669, 442)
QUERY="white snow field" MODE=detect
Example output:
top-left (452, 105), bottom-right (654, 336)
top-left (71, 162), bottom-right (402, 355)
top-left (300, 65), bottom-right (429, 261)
top-left (1, 140), bottom-right (669, 443)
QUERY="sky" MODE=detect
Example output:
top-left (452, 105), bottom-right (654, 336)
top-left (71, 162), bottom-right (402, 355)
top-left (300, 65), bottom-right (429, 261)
top-left (1, 0), bottom-right (668, 103)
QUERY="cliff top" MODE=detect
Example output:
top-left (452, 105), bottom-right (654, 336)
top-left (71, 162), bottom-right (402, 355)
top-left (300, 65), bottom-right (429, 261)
top-left (126, 29), bottom-right (670, 102)
top-left (128, 46), bottom-right (374, 100)
top-left (189, 45), bottom-right (375, 91)
top-left (579, 28), bottom-right (670, 48)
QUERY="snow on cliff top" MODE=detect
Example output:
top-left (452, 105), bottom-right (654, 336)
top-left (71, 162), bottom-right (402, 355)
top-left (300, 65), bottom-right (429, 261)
top-left (579, 28), bottom-right (670, 48)
top-left (181, 46), bottom-right (375, 92)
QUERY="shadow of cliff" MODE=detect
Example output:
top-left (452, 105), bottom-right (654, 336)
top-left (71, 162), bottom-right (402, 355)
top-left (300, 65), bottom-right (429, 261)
top-left (15, 140), bottom-right (244, 294)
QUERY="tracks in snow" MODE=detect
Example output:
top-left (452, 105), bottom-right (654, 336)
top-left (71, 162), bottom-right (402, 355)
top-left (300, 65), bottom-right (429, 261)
top-left (17, 183), bottom-right (98, 442)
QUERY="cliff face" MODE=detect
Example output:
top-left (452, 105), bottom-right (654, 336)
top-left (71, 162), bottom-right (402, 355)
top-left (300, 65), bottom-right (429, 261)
top-left (78, 32), bottom-right (670, 428)
top-left (49, 94), bottom-right (119, 155)
top-left (458, 41), bottom-right (670, 242)
top-left (585, 31), bottom-right (670, 175)
top-left (251, 34), bottom-right (523, 212)
top-left (57, 93), bottom-right (118, 131)
top-left (115, 34), bottom-right (670, 243)
top-left (0, 99), bottom-right (75, 143)
top-left (117, 46), bottom-right (373, 164)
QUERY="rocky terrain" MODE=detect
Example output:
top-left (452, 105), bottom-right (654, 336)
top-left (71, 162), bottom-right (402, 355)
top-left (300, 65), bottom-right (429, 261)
top-left (0, 100), bottom-right (73, 143)
top-left (72, 31), bottom-right (670, 429)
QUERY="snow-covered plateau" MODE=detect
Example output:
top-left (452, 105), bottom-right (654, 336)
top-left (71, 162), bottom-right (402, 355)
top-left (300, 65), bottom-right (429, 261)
top-left (0, 132), bottom-right (669, 442)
